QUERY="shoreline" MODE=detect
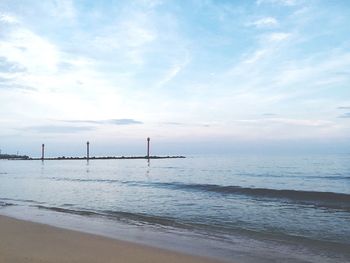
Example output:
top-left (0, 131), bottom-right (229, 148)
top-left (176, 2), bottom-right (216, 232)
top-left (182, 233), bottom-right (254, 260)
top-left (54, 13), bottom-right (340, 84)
top-left (6, 203), bottom-right (347, 263)
top-left (0, 204), bottom-right (237, 262)
top-left (0, 214), bottom-right (226, 263)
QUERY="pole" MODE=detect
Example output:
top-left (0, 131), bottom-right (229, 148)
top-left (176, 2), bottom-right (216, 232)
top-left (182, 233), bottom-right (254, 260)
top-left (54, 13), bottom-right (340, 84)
top-left (147, 137), bottom-right (150, 159)
top-left (41, 144), bottom-right (45, 160)
top-left (87, 141), bottom-right (90, 160)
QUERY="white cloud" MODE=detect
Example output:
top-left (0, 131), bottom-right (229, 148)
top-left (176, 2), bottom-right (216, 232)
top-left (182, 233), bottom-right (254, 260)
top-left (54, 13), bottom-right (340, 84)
top-left (91, 11), bottom-right (157, 65)
top-left (157, 56), bottom-right (191, 87)
top-left (0, 18), bottom-right (131, 123)
top-left (0, 13), bottom-right (19, 24)
top-left (243, 49), bottom-right (268, 64)
top-left (273, 52), bottom-right (350, 89)
top-left (224, 117), bottom-right (339, 140)
top-left (50, 0), bottom-right (76, 21)
top-left (0, 28), bottom-right (60, 73)
top-left (264, 118), bottom-right (333, 127)
top-left (256, 0), bottom-right (297, 6)
top-left (123, 20), bottom-right (156, 48)
top-left (249, 17), bottom-right (278, 28)
top-left (139, 0), bottom-right (163, 8)
top-left (265, 32), bottom-right (291, 42)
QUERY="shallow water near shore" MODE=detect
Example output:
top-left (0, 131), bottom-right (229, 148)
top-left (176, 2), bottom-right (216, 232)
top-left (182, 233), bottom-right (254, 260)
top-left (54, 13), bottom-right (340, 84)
top-left (1, 154), bottom-right (350, 262)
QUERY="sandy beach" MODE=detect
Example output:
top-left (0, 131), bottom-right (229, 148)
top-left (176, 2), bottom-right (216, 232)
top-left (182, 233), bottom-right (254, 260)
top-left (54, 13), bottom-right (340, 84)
top-left (0, 215), bottom-right (226, 263)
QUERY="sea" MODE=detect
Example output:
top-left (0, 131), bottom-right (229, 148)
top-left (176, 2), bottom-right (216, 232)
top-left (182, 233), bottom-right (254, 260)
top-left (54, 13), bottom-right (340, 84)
top-left (0, 154), bottom-right (349, 263)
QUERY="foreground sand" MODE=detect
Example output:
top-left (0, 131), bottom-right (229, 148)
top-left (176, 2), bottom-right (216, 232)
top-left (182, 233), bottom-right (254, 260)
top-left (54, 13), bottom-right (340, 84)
top-left (0, 215), bottom-right (226, 263)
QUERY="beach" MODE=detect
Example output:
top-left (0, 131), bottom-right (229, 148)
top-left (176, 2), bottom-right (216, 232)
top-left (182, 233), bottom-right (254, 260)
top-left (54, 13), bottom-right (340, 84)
top-left (0, 215), bottom-right (224, 263)
top-left (1, 0), bottom-right (350, 261)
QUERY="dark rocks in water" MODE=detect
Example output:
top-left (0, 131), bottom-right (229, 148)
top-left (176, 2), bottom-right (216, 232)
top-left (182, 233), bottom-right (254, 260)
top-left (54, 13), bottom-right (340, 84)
top-left (0, 153), bottom-right (185, 161)
top-left (0, 154), bottom-right (30, 160)
top-left (30, 156), bottom-right (185, 161)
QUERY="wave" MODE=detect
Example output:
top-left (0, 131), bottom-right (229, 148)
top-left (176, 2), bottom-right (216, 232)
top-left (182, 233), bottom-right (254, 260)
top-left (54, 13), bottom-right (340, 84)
top-left (238, 172), bottom-right (350, 180)
top-left (162, 182), bottom-right (350, 209)
top-left (0, 197), bottom-right (45, 205)
top-left (314, 176), bottom-right (350, 180)
top-left (34, 205), bottom-right (280, 238)
top-left (32, 204), bottom-right (350, 250)
top-left (45, 177), bottom-right (350, 210)
top-left (35, 205), bottom-right (191, 230)
top-left (46, 177), bottom-right (123, 184)
top-left (36, 205), bottom-right (98, 216)
top-left (0, 201), bottom-right (14, 207)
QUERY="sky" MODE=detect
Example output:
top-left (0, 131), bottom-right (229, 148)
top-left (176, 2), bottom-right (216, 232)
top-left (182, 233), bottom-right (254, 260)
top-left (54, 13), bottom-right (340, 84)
top-left (0, 0), bottom-right (350, 157)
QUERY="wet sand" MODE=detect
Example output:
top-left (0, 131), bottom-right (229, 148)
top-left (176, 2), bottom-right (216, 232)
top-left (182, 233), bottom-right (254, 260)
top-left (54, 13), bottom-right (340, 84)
top-left (0, 215), bottom-right (226, 263)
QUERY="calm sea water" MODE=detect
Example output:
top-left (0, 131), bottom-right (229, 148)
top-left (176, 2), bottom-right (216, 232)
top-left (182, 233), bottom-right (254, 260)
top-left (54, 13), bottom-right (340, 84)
top-left (0, 154), bottom-right (349, 262)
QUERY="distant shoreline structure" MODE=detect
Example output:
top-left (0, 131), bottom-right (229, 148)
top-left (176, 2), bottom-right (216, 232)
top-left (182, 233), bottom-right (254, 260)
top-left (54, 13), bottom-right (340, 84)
top-left (0, 154), bottom-right (185, 161)
top-left (0, 154), bottom-right (30, 160)
top-left (35, 156), bottom-right (186, 160)
top-left (0, 138), bottom-right (185, 161)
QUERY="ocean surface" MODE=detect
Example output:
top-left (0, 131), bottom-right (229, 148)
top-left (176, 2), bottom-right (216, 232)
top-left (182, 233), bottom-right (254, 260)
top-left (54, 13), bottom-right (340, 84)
top-left (0, 154), bottom-right (349, 263)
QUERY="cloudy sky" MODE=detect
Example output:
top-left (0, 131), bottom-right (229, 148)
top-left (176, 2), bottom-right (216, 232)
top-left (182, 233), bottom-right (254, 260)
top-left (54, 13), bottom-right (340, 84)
top-left (0, 0), bottom-right (350, 156)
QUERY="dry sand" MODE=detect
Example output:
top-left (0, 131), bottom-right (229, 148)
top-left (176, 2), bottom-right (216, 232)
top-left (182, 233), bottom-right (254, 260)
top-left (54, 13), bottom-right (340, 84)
top-left (0, 215), bottom-right (226, 263)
